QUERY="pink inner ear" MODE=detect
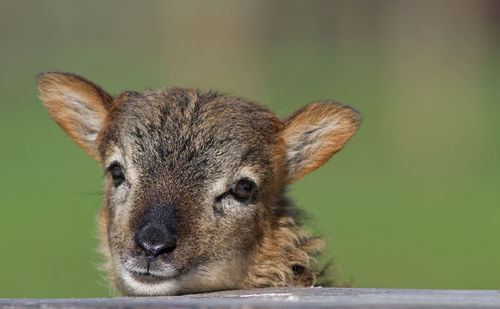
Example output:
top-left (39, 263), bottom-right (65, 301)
top-left (281, 102), bottom-right (360, 183)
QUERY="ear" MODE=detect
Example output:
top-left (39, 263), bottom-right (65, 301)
top-left (37, 72), bottom-right (113, 161)
top-left (281, 102), bottom-right (361, 183)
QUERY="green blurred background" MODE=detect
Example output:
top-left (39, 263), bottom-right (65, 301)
top-left (1, 0), bottom-right (499, 298)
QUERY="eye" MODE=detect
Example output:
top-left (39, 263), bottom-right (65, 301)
top-left (231, 178), bottom-right (256, 201)
top-left (108, 163), bottom-right (125, 187)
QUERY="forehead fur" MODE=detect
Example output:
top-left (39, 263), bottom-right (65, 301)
top-left (98, 87), bottom-right (283, 182)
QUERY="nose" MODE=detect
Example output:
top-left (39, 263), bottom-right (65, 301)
top-left (135, 223), bottom-right (177, 262)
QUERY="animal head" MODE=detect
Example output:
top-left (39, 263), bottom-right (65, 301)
top-left (38, 72), bottom-right (360, 296)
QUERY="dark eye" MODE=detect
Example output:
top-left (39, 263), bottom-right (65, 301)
top-left (232, 178), bottom-right (256, 201)
top-left (108, 163), bottom-right (125, 187)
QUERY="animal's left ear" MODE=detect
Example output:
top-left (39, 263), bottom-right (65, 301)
top-left (281, 102), bottom-right (361, 183)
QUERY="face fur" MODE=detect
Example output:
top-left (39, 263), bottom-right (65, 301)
top-left (38, 72), bottom-right (360, 296)
top-left (97, 89), bottom-right (284, 295)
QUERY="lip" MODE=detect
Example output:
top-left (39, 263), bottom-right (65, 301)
top-left (128, 270), bottom-right (171, 283)
top-left (122, 260), bottom-right (180, 283)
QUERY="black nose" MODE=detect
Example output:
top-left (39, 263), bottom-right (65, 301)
top-left (135, 224), bottom-right (177, 262)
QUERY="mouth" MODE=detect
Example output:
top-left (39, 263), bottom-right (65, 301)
top-left (120, 262), bottom-right (183, 296)
top-left (127, 270), bottom-right (170, 284)
top-left (121, 260), bottom-right (180, 284)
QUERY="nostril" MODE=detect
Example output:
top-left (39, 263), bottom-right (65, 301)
top-left (143, 242), bottom-right (176, 263)
top-left (135, 224), bottom-right (177, 262)
top-left (146, 243), bottom-right (176, 261)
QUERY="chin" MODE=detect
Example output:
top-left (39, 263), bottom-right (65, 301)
top-left (117, 258), bottom-right (243, 296)
top-left (120, 268), bottom-right (182, 296)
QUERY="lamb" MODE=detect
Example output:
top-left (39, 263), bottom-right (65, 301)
top-left (38, 72), bottom-right (360, 296)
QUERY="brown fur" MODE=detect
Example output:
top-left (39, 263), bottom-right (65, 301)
top-left (38, 73), bottom-right (113, 159)
top-left (282, 102), bottom-right (361, 182)
top-left (38, 72), bottom-right (360, 296)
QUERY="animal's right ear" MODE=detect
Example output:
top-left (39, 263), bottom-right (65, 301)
top-left (37, 72), bottom-right (113, 161)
